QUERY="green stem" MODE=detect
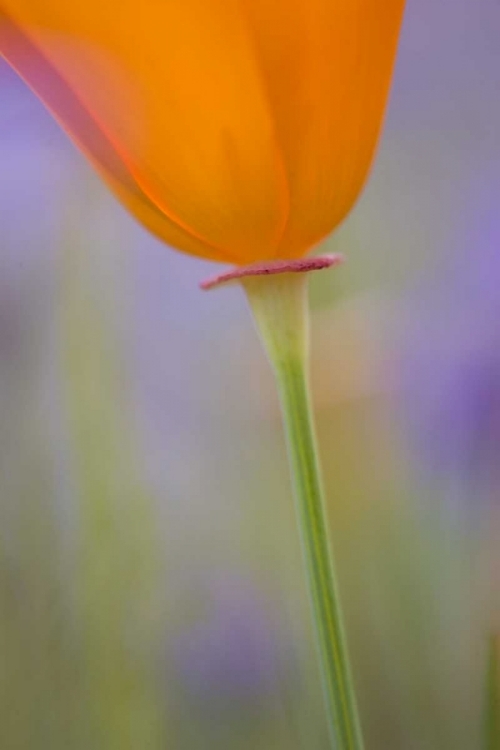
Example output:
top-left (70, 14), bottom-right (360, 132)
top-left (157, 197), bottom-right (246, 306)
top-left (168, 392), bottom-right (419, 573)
top-left (243, 270), bottom-right (364, 750)
top-left (484, 635), bottom-right (500, 750)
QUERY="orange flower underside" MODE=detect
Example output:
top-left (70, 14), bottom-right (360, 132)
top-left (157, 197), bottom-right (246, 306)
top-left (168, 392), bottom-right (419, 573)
top-left (0, 0), bottom-right (405, 265)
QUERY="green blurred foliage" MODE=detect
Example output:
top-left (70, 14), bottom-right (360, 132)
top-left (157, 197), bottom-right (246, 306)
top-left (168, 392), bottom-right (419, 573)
top-left (0, 202), bottom-right (166, 749)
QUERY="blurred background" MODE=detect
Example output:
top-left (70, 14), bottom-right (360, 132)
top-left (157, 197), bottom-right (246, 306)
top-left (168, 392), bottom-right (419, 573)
top-left (1, 0), bottom-right (499, 747)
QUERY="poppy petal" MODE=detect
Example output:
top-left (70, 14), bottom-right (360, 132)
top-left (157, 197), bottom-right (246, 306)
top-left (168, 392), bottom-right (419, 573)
top-left (0, 0), bottom-right (289, 262)
top-left (243, 0), bottom-right (405, 257)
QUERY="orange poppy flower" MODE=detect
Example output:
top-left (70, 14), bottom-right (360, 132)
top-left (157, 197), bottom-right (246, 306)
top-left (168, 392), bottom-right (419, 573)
top-left (0, 1), bottom-right (405, 265)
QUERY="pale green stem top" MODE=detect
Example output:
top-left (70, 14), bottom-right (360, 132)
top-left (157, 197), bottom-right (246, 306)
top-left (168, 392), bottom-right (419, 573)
top-left (243, 271), bottom-right (365, 750)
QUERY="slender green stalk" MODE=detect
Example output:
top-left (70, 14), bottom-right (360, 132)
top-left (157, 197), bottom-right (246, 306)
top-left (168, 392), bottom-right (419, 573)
top-left (243, 271), bottom-right (364, 750)
top-left (484, 635), bottom-right (500, 750)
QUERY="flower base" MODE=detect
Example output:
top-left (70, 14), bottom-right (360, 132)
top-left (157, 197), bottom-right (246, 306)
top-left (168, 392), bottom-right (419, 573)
top-left (200, 254), bottom-right (343, 291)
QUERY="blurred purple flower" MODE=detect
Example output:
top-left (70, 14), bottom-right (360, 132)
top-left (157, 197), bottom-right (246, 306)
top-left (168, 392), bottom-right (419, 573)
top-left (399, 186), bottom-right (500, 498)
top-left (170, 578), bottom-right (292, 714)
